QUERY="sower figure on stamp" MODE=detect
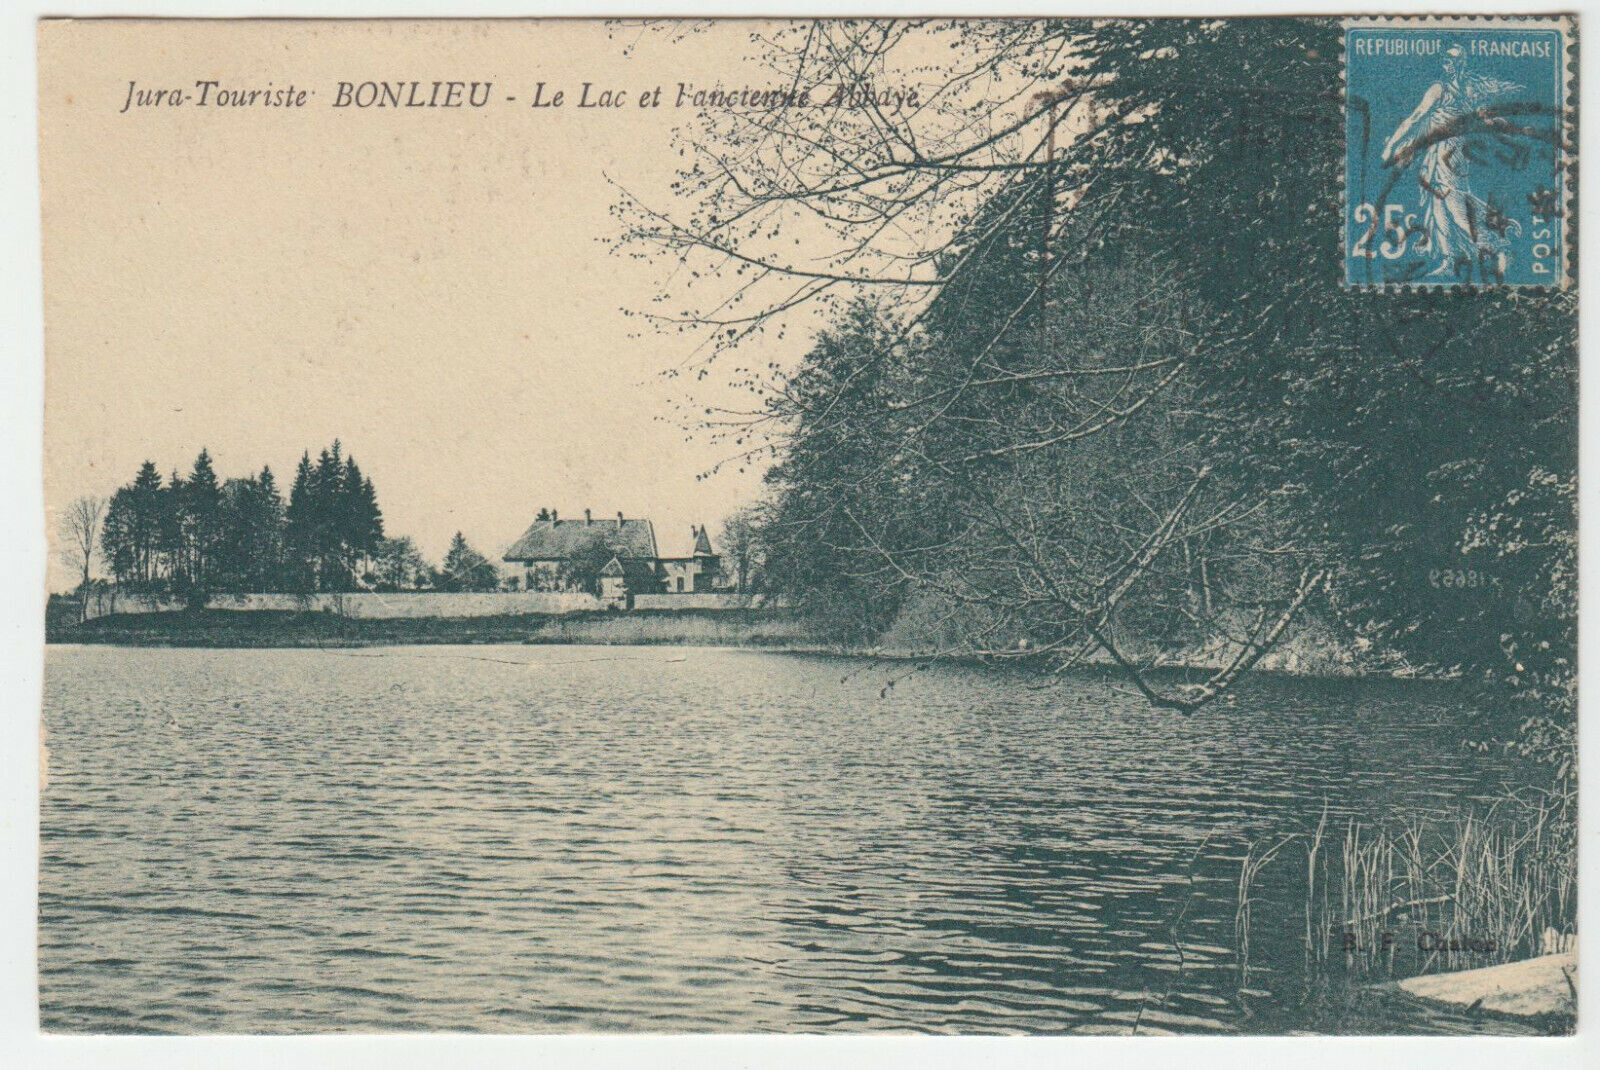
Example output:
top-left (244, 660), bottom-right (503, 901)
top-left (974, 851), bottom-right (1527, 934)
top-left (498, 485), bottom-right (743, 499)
top-left (1382, 45), bottom-right (1521, 280)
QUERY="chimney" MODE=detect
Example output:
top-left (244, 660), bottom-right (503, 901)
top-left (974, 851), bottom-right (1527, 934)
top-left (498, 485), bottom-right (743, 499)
top-left (584, 508), bottom-right (592, 526)
top-left (617, 511), bottom-right (624, 528)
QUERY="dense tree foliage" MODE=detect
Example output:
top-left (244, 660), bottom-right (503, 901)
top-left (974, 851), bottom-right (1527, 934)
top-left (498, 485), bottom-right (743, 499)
top-left (101, 441), bottom-right (398, 598)
top-left (639, 19), bottom-right (1572, 734)
top-left (101, 461), bottom-right (171, 588)
top-left (285, 441), bottom-right (385, 592)
top-left (371, 536), bottom-right (432, 591)
top-left (215, 468), bottom-right (286, 593)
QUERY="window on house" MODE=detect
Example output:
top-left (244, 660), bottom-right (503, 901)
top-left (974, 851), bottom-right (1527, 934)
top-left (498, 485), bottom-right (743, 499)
top-left (677, 577), bottom-right (684, 592)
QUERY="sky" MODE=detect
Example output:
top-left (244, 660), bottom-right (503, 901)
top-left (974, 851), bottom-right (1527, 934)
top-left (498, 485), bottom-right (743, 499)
top-left (40, 19), bottom-right (812, 589)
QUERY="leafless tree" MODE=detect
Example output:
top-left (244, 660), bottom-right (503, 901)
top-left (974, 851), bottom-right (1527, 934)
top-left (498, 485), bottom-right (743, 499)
top-left (617, 20), bottom-right (1328, 713)
top-left (718, 505), bottom-right (768, 592)
top-left (57, 495), bottom-right (106, 620)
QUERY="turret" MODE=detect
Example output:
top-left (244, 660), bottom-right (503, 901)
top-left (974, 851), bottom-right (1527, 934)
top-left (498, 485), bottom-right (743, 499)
top-left (692, 524), bottom-right (715, 557)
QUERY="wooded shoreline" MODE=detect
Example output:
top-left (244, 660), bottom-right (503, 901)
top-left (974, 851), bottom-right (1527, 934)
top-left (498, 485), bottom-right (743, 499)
top-left (45, 602), bottom-right (1439, 688)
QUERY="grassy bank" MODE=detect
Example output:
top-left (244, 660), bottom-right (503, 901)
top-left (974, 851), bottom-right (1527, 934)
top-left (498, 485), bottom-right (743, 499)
top-left (48, 607), bottom-right (824, 649)
top-left (526, 609), bottom-right (822, 646)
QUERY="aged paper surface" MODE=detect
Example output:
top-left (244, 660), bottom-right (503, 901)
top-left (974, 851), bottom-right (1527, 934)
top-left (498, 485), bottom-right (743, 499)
top-left (38, 16), bottom-right (1577, 1039)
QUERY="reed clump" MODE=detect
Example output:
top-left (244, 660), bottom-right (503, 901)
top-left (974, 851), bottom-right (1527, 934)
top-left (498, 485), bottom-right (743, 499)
top-left (1236, 792), bottom-right (1575, 988)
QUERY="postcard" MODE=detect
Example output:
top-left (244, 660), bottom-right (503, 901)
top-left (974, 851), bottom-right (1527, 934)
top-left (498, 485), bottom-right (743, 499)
top-left (37, 15), bottom-right (1578, 1038)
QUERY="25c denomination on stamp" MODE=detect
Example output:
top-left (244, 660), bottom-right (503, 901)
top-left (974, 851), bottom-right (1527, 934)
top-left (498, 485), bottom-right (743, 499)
top-left (1343, 17), bottom-right (1572, 289)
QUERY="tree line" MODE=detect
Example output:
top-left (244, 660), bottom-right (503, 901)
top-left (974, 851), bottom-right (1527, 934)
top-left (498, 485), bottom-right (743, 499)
top-left (76, 441), bottom-right (502, 602)
top-left (639, 19), bottom-right (1573, 755)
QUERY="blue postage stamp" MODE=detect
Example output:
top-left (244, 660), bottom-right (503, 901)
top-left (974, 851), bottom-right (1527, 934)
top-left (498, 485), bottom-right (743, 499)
top-left (1344, 18), bottom-right (1571, 288)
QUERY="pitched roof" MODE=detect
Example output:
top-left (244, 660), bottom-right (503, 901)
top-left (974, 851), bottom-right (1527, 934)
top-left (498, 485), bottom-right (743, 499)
top-left (601, 555), bottom-right (661, 587)
top-left (504, 516), bottom-right (659, 561)
top-left (693, 526), bottom-right (715, 556)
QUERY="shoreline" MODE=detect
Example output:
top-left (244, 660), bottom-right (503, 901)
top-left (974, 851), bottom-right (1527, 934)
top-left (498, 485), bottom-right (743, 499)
top-left (47, 606), bottom-right (821, 651)
top-left (45, 607), bottom-right (1460, 692)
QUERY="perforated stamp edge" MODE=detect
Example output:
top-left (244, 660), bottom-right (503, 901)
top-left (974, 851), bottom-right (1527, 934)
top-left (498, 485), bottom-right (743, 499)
top-left (1339, 14), bottom-right (1576, 293)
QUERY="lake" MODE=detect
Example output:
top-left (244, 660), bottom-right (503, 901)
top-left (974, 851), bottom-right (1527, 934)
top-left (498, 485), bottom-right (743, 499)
top-left (39, 644), bottom-right (1534, 1034)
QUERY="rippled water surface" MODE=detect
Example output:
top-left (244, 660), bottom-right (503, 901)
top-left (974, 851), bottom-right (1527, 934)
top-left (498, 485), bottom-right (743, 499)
top-left (41, 644), bottom-right (1531, 1034)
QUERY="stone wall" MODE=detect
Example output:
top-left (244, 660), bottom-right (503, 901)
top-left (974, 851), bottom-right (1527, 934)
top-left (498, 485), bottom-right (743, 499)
top-left (82, 587), bottom-right (786, 620)
top-left (84, 589), bottom-right (602, 620)
top-left (630, 592), bottom-right (778, 611)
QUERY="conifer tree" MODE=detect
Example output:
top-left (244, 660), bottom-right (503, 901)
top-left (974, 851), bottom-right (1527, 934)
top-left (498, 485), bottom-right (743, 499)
top-left (285, 452), bottom-right (317, 591)
top-left (440, 532), bottom-right (500, 592)
top-left (99, 441), bottom-right (390, 597)
top-left (254, 465), bottom-right (286, 590)
top-left (178, 448), bottom-right (224, 597)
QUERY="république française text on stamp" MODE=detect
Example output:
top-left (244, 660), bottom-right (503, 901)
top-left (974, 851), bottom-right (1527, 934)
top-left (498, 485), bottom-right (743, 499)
top-left (1343, 17), bottom-right (1572, 288)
